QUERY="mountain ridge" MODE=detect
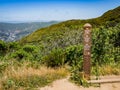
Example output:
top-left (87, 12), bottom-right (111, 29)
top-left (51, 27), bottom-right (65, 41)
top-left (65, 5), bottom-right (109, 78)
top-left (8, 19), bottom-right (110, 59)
top-left (0, 21), bottom-right (59, 41)
top-left (20, 6), bottom-right (120, 43)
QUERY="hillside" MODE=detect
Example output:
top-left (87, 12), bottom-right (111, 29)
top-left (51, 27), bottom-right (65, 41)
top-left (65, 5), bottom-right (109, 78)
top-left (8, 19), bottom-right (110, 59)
top-left (20, 6), bottom-right (120, 44)
top-left (0, 6), bottom-right (120, 90)
top-left (0, 21), bottom-right (59, 41)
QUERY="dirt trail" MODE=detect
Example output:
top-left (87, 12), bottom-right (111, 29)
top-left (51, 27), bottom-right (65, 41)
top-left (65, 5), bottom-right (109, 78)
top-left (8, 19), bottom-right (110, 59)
top-left (40, 77), bottom-right (120, 90)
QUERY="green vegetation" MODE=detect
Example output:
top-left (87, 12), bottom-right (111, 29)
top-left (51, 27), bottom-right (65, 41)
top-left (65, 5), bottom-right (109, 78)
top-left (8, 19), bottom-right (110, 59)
top-left (0, 6), bottom-right (120, 89)
top-left (0, 60), bottom-right (68, 90)
top-left (70, 24), bottom-right (120, 86)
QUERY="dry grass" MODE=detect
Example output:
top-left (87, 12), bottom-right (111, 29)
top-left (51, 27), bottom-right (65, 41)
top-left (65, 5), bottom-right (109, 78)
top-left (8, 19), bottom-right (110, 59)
top-left (99, 65), bottom-right (120, 75)
top-left (3, 65), bottom-right (68, 78)
top-left (92, 64), bottom-right (120, 76)
top-left (0, 61), bottom-right (69, 90)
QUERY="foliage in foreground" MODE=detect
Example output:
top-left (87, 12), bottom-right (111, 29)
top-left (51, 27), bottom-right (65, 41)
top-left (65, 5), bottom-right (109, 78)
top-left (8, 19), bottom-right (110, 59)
top-left (70, 24), bottom-right (120, 86)
top-left (0, 20), bottom-right (120, 88)
top-left (0, 60), bottom-right (68, 90)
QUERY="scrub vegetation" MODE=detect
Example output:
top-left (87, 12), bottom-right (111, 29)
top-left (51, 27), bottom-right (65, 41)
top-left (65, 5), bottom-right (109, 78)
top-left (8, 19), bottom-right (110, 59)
top-left (0, 6), bottom-right (120, 89)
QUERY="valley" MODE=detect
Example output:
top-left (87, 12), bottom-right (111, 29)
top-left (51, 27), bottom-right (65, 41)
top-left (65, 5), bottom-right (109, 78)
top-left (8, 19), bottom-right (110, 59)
top-left (0, 21), bottom-right (59, 41)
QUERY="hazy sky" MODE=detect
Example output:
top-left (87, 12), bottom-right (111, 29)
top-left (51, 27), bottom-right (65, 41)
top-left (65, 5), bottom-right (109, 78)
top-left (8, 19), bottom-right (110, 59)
top-left (0, 0), bottom-right (120, 22)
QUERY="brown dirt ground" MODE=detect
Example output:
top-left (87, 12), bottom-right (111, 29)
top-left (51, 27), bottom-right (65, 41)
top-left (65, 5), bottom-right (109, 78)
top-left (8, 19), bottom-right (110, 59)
top-left (39, 77), bottom-right (120, 90)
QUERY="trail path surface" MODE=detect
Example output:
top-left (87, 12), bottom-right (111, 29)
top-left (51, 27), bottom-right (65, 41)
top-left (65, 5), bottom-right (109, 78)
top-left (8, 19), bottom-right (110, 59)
top-left (40, 76), bottom-right (120, 90)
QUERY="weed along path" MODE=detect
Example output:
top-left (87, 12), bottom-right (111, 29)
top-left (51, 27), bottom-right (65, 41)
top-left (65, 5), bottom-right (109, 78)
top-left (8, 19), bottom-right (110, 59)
top-left (39, 77), bottom-right (120, 90)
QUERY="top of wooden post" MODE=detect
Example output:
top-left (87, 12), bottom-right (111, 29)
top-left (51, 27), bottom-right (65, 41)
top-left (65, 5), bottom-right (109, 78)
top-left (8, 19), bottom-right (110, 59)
top-left (83, 23), bottom-right (92, 30)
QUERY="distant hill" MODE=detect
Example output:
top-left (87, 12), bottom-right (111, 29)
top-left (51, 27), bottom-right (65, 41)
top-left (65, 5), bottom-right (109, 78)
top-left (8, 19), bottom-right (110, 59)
top-left (54, 6), bottom-right (120, 28)
top-left (0, 21), bottom-right (59, 41)
top-left (20, 6), bottom-right (120, 44)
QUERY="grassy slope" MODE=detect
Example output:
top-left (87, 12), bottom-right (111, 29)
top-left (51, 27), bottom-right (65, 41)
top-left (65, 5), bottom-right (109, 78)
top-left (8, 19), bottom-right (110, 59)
top-left (0, 6), bottom-right (120, 90)
top-left (20, 6), bottom-right (120, 43)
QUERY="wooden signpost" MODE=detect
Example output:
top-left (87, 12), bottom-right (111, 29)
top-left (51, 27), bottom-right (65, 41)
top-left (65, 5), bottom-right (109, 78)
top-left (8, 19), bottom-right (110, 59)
top-left (83, 23), bottom-right (92, 79)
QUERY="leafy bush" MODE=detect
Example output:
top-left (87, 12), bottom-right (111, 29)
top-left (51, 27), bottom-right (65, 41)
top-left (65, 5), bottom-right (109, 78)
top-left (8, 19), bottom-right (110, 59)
top-left (70, 56), bottom-right (88, 87)
top-left (22, 44), bottom-right (37, 53)
top-left (8, 42), bottom-right (20, 51)
top-left (0, 40), bottom-right (8, 56)
top-left (11, 49), bottom-right (29, 60)
top-left (44, 48), bottom-right (65, 67)
top-left (44, 45), bottom-right (83, 67)
top-left (65, 45), bottom-right (83, 65)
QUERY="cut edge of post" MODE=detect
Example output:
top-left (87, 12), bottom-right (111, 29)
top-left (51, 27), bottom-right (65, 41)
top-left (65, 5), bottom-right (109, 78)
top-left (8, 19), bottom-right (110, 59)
top-left (83, 23), bottom-right (92, 29)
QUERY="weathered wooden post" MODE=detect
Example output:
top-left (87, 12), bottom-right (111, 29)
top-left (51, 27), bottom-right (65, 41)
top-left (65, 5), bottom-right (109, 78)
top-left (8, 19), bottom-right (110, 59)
top-left (83, 23), bottom-right (92, 80)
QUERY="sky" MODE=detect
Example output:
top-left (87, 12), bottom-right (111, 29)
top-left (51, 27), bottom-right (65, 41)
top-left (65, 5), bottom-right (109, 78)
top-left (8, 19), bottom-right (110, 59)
top-left (0, 0), bottom-right (120, 22)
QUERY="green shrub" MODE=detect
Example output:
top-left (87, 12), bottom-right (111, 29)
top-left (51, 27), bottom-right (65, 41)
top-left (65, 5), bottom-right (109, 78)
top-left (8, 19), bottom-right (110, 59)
top-left (65, 45), bottom-right (83, 65)
top-left (44, 45), bottom-right (83, 67)
top-left (70, 58), bottom-right (88, 87)
top-left (44, 48), bottom-right (65, 67)
top-left (0, 40), bottom-right (8, 56)
top-left (8, 42), bottom-right (20, 51)
top-left (11, 49), bottom-right (29, 60)
top-left (22, 44), bottom-right (37, 53)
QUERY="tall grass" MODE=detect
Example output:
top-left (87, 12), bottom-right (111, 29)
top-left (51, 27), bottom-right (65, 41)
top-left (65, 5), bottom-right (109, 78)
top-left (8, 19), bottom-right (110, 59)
top-left (0, 60), bottom-right (69, 90)
top-left (92, 63), bottom-right (120, 76)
